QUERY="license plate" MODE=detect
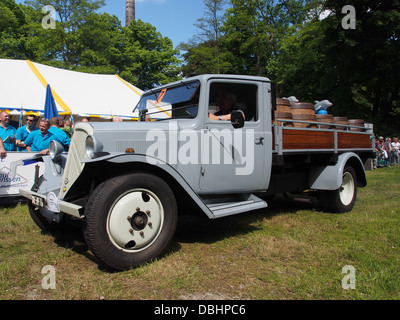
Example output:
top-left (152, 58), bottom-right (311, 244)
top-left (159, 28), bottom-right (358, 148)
top-left (32, 195), bottom-right (44, 207)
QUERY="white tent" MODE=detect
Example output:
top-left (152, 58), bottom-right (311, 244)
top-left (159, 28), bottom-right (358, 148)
top-left (0, 59), bottom-right (143, 121)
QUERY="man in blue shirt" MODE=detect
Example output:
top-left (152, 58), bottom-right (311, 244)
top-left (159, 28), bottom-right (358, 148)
top-left (0, 111), bottom-right (17, 151)
top-left (24, 118), bottom-right (60, 155)
top-left (49, 117), bottom-right (70, 151)
top-left (15, 114), bottom-right (39, 151)
top-left (0, 137), bottom-right (6, 159)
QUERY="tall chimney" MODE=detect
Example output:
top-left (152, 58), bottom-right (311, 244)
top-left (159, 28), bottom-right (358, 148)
top-left (125, 0), bottom-right (135, 27)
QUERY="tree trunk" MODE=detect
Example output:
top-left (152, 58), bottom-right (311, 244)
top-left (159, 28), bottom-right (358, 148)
top-left (126, 0), bottom-right (135, 27)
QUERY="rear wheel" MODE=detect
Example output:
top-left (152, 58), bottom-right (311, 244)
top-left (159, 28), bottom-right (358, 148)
top-left (84, 172), bottom-right (177, 271)
top-left (321, 165), bottom-right (357, 213)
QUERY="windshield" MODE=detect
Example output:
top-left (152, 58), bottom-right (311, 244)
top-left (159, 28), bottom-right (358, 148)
top-left (134, 80), bottom-right (200, 120)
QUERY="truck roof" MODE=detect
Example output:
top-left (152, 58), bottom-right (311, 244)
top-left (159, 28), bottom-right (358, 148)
top-left (143, 74), bottom-right (272, 95)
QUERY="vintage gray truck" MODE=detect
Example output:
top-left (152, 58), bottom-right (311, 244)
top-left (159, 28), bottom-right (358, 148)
top-left (13, 74), bottom-right (375, 271)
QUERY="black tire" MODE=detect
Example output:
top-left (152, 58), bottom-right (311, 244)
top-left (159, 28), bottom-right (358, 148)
top-left (83, 172), bottom-right (178, 271)
top-left (321, 165), bottom-right (358, 213)
top-left (28, 202), bottom-right (74, 235)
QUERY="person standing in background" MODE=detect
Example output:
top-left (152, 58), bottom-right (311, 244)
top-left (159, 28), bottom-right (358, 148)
top-left (49, 117), bottom-right (70, 151)
top-left (61, 119), bottom-right (73, 138)
top-left (0, 137), bottom-right (7, 158)
top-left (15, 114), bottom-right (39, 151)
top-left (0, 111), bottom-right (17, 151)
top-left (24, 118), bottom-right (59, 155)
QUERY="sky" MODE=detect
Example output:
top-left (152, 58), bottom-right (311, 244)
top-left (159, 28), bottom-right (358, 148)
top-left (100, 0), bottom-right (209, 47)
top-left (15, 0), bottom-right (217, 49)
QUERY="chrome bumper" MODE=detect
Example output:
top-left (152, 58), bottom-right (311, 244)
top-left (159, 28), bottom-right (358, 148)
top-left (20, 189), bottom-right (83, 218)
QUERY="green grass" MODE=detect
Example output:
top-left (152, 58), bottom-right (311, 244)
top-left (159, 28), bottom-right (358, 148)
top-left (1, 165), bottom-right (399, 300)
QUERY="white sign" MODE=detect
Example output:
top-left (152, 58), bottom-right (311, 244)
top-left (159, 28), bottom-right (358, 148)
top-left (46, 192), bottom-right (60, 213)
top-left (0, 152), bottom-right (44, 198)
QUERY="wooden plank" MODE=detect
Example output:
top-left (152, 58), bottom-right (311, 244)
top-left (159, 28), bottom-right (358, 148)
top-left (338, 131), bottom-right (372, 149)
top-left (282, 129), bottom-right (335, 150)
top-left (272, 127), bottom-right (372, 152)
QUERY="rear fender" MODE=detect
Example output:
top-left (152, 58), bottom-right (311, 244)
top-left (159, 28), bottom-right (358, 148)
top-left (308, 153), bottom-right (367, 191)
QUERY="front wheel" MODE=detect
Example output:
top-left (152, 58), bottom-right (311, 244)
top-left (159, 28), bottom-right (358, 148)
top-left (321, 165), bottom-right (358, 213)
top-left (84, 172), bottom-right (178, 271)
top-left (28, 203), bottom-right (77, 235)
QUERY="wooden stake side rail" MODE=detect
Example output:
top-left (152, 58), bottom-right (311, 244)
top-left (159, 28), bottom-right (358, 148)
top-left (272, 121), bottom-right (374, 155)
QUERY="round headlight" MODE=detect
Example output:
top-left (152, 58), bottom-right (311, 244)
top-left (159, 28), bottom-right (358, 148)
top-left (50, 140), bottom-right (64, 161)
top-left (85, 135), bottom-right (103, 158)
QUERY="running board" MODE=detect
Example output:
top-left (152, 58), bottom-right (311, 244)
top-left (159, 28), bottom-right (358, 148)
top-left (204, 194), bottom-right (268, 219)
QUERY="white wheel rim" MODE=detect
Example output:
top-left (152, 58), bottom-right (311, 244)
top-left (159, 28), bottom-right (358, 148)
top-left (107, 188), bottom-right (164, 252)
top-left (339, 172), bottom-right (355, 206)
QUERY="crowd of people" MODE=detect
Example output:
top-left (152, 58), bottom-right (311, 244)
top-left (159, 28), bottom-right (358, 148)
top-left (0, 111), bottom-right (73, 159)
top-left (374, 136), bottom-right (400, 168)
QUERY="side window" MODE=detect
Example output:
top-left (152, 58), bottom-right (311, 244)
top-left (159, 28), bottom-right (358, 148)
top-left (208, 82), bottom-right (258, 122)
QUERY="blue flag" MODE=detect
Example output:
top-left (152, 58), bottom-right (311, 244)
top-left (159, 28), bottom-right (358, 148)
top-left (44, 84), bottom-right (59, 119)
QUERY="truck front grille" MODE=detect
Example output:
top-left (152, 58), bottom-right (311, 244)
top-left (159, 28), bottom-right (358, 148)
top-left (58, 125), bottom-right (92, 199)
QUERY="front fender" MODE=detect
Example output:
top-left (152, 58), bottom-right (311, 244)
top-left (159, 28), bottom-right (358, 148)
top-left (80, 153), bottom-right (215, 219)
top-left (308, 152), bottom-right (367, 191)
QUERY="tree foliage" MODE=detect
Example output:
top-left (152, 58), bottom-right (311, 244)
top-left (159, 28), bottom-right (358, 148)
top-left (322, 0), bottom-right (400, 133)
top-left (0, 0), bottom-right (27, 58)
top-left (179, 0), bottom-right (230, 75)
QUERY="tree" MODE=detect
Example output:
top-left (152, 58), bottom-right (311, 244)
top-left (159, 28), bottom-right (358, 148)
top-left (194, 0), bottom-right (227, 43)
top-left (121, 19), bottom-right (181, 90)
top-left (268, 18), bottom-right (328, 101)
top-left (77, 12), bottom-right (125, 74)
top-left (25, 0), bottom-right (106, 68)
top-left (0, 0), bottom-right (28, 58)
top-left (179, 0), bottom-right (230, 76)
top-left (322, 0), bottom-right (400, 133)
top-left (226, 0), bottom-right (323, 76)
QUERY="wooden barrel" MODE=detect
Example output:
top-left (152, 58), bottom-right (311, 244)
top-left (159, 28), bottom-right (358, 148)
top-left (292, 114), bottom-right (317, 128)
top-left (274, 111), bottom-right (294, 127)
top-left (348, 119), bottom-right (365, 132)
top-left (334, 116), bottom-right (348, 129)
top-left (290, 102), bottom-right (315, 116)
top-left (290, 102), bottom-right (316, 127)
top-left (316, 114), bottom-right (334, 129)
top-left (276, 98), bottom-right (291, 113)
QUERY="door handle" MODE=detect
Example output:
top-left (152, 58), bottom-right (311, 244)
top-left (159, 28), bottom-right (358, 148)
top-left (255, 137), bottom-right (264, 144)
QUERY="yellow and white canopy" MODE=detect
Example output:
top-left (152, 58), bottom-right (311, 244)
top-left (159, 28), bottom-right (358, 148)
top-left (0, 59), bottom-right (143, 120)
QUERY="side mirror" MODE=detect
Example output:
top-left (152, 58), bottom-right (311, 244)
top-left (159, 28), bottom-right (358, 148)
top-left (139, 109), bottom-right (148, 122)
top-left (231, 110), bottom-right (245, 129)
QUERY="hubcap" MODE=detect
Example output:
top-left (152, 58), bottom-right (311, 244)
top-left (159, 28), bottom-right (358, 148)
top-left (131, 210), bottom-right (148, 231)
top-left (339, 172), bottom-right (355, 206)
top-left (107, 189), bottom-right (164, 252)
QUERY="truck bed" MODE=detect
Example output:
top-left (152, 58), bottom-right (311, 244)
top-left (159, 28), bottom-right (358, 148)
top-left (272, 120), bottom-right (374, 158)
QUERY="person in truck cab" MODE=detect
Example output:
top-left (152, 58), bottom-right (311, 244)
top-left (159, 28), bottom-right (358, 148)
top-left (209, 91), bottom-right (244, 121)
